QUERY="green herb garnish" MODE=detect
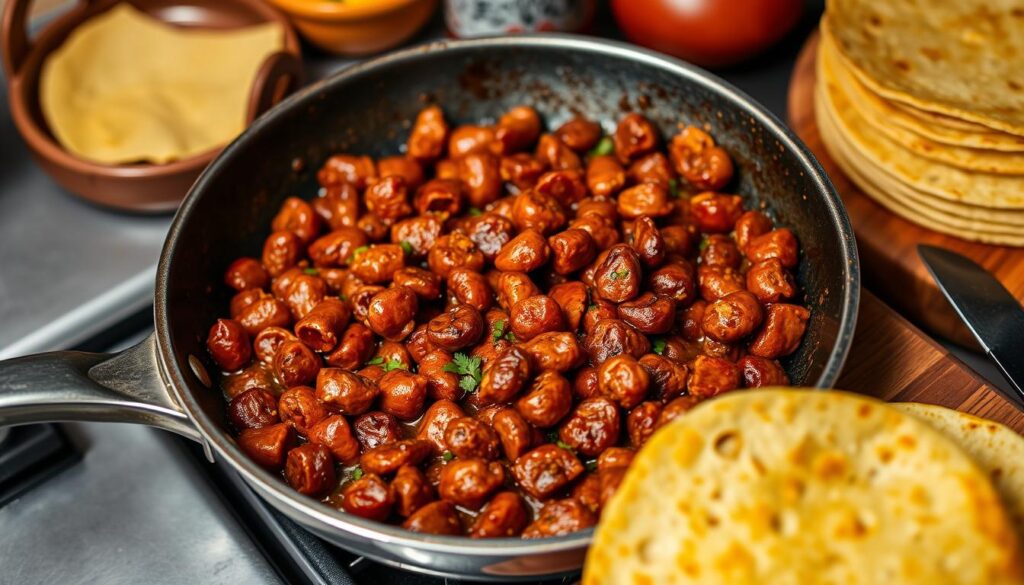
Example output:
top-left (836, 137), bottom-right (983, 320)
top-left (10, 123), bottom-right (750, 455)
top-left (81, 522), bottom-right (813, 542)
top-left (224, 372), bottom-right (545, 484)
top-left (366, 356), bottom-right (406, 372)
top-left (443, 352), bottom-right (482, 393)
top-left (555, 440), bottom-right (576, 453)
top-left (609, 269), bottom-right (630, 281)
top-left (668, 178), bottom-right (681, 199)
top-left (698, 237), bottom-right (710, 252)
top-left (347, 245), bottom-right (369, 263)
top-left (491, 319), bottom-right (516, 344)
top-left (468, 207), bottom-right (483, 217)
top-left (351, 467), bottom-right (364, 481)
top-left (652, 337), bottom-right (667, 356)
top-left (589, 136), bottom-right (614, 157)
top-left (442, 450), bottom-right (455, 462)
top-left (585, 460), bottom-right (599, 472)
top-left (303, 267), bottom-right (319, 275)
top-left (399, 240), bottom-right (414, 255)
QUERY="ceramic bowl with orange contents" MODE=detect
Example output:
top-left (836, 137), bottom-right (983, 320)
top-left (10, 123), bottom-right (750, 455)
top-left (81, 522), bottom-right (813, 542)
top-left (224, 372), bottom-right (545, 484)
top-left (268, 0), bottom-right (437, 56)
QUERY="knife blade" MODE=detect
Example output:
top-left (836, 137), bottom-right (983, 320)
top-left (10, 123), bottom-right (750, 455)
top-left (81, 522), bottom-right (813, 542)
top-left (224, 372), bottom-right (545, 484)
top-left (918, 244), bottom-right (1024, 409)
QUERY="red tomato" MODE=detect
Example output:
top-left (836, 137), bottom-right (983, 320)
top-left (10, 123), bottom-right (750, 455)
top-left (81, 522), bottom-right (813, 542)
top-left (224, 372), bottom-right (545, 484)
top-left (611, 0), bottom-right (803, 68)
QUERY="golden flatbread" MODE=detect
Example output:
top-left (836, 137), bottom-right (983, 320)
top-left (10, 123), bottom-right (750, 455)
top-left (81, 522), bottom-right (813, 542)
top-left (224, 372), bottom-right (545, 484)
top-left (40, 4), bottom-right (284, 165)
top-left (583, 389), bottom-right (1024, 585)
top-left (825, 1), bottom-right (1024, 136)
top-left (892, 402), bottom-right (1024, 536)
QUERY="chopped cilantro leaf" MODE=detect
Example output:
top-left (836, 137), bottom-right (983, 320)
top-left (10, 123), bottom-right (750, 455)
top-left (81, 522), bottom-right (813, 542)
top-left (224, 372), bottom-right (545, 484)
top-left (492, 319), bottom-right (506, 342)
top-left (444, 352), bottom-right (482, 393)
top-left (348, 245), bottom-right (369, 263)
top-left (698, 237), bottom-right (710, 252)
top-left (555, 440), bottom-right (576, 453)
top-left (399, 240), bottom-right (414, 255)
top-left (468, 207), bottom-right (483, 217)
top-left (652, 337), bottom-right (667, 356)
top-left (366, 356), bottom-right (384, 366)
top-left (609, 269), bottom-right (630, 281)
top-left (442, 450), bottom-right (455, 462)
top-left (303, 267), bottom-right (319, 275)
top-left (668, 178), bottom-right (680, 199)
top-left (589, 136), bottom-right (614, 157)
top-left (351, 467), bottom-right (364, 480)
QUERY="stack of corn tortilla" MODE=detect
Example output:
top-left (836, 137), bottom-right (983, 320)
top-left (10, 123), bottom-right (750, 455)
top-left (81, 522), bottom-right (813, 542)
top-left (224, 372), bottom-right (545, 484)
top-left (813, 0), bottom-right (1024, 246)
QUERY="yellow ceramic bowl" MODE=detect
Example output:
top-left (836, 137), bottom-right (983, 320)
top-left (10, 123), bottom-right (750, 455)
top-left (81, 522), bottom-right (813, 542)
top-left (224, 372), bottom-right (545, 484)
top-left (269, 0), bottom-right (437, 56)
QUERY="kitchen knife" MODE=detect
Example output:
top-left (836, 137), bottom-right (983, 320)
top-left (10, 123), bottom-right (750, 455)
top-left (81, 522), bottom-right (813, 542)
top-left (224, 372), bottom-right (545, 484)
top-left (918, 244), bottom-right (1024, 409)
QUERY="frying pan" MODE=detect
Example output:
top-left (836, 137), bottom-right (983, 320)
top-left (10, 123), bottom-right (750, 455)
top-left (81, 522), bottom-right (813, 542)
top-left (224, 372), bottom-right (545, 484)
top-left (0, 35), bottom-right (859, 581)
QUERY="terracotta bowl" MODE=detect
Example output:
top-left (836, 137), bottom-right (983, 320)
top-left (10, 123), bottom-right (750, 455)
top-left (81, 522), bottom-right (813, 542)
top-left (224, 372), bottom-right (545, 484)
top-left (267, 0), bottom-right (437, 56)
top-left (2, 0), bottom-right (304, 213)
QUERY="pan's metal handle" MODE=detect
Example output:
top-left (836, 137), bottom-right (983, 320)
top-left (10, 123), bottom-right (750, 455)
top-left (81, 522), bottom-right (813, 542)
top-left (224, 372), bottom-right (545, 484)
top-left (0, 334), bottom-right (202, 442)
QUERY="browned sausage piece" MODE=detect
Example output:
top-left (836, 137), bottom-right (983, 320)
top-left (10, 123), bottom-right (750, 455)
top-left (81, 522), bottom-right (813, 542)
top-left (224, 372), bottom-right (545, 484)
top-left (510, 295), bottom-right (566, 341)
top-left (746, 258), bottom-right (796, 304)
top-left (702, 290), bottom-right (764, 344)
top-left (547, 281), bottom-right (588, 332)
top-left (228, 388), bottom-right (279, 431)
top-left (230, 289), bottom-right (263, 319)
top-left (748, 304), bottom-right (810, 359)
top-left (272, 197), bottom-right (322, 244)
top-left (224, 257), bottom-right (269, 292)
top-left (647, 261), bottom-right (697, 305)
top-left (593, 244), bottom-right (642, 303)
top-left (558, 397), bottom-right (622, 457)
top-left (627, 151), bottom-right (674, 188)
top-left (555, 117), bottom-right (602, 152)
top-left (427, 305), bottom-right (485, 352)
top-left (477, 346), bottom-right (534, 405)
top-left (617, 183), bottom-right (673, 219)
top-left (586, 155), bottom-right (626, 198)
top-left (360, 439), bottom-right (432, 476)
top-left (284, 274), bottom-right (327, 321)
top-left (617, 292), bottom-right (676, 334)
top-left (254, 326), bottom-right (295, 365)
top-left (515, 371), bottom-right (573, 428)
top-left (237, 423), bottom-right (296, 470)
top-left (630, 216), bottom-right (666, 269)
top-left (222, 363), bottom-right (278, 399)
top-left (438, 458), bottom-right (505, 510)
top-left (548, 228), bottom-right (598, 276)
top-left (522, 498), bottom-right (597, 538)
top-left (444, 417), bottom-right (501, 460)
top-left (494, 229), bottom-right (552, 272)
top-left (377, 155), bottom-right (425, 190)
top-left (697, 265), bottom-right (745, 302)
top-left (278, 386), bottom-right (327, 436)
top-left (295, 298), bottom-right (351, 352)
top-left (341, 473), bottom-right (394, 521)
top-left (598, 466), bottom-right (626, 507)
top-left (317, 154), bottom-right (376, 190)
top-left (415, 178), bottom-right (465, 218)
top-left (365, 175), bottom-right (413, 222)
top-left (597, 446), bottom-right (635, 472)
top-left (571, 473), bottom-right (602, 513)
top-left (687, 355), bottom-right (741, 399)
top-left (447, 269), bottom-right (494, 312)
top-left (492, 407), bottom-right (534, 461)
top-left (313, 184), bottom-right (360, 230)
top-left (402, 501), bottom-right (463, 535)
top-left (535, 133), bottom-right (582, 171)
top-left (734, 210), bottom-right (773, 250)
top-left (353, 411), bottom-right (402, 452)
top-left (613, 113), bottom-right (658, 163)
top-left (316, 368), bottom-right (379, 416)
top-left (470, 491), bottom-right (530, 538)
top-left (512, 444), bottom-right (584, 500)
top-left (207, 318), bottom-right (251, 371)
top-left (378, 370), bottom-right (429, 421)
top-left (690, 192), bottom-right (744, 234)
top-left (457, 152), bottom-right (503, 209)
top-left (407, 105), bottom-right (448, 161)
top-left (309, 228), bottom-right (369, 268)
top-left (391, 465), bottom-right (436, 517)
top-left (324, 323), bottom-right (375, 369)
top-left (416, 400), bottom-right (466, 454)
top-left (700, 234), bottom-right (742, 268)
top-left (262, 231), bottom-right (302, 278)
top-left (573, 367), bottom-right (600, 400)
top-left (349, 244), bottom-right (406, 284)
top-left (745, 228), bottom-right (799, 269)
top-left (627, 400), bottom-right (664, 447)
top-left (597, 354), bottom-right (651, 410)
top-left (739, 356), bottom-right (790, 388)
top-left (668, 126), bottom-right (733, 191)
top-left (285, 444), bottom-right (335, 497)
top-left (364, 286), bottom-right (419, 342)
top-left (493, 106), bottom-right (541, 154)
top-left (500, 153), bottom-right (546, 191)
top-left (496, 271), bottom-right (541, 310)
top-left (417, 350), bottom-right (461, 401)
top-left (638, 354), bottom-right (689, 400)
top-left (449, 125), bottom-right (496, 158)
top-left (308, 414), bottom-right (361, 464)
top-left (273, 340), bottom-right (321, 388)
top-left (583, 319), bottom-right (650, 366)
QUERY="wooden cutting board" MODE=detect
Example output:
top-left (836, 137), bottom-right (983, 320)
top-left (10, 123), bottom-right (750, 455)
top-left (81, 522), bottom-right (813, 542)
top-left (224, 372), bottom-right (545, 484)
top-left (787, 33), bottom-right (1024, 350)
top-left (840, 291), bottom-right (1023, 432)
